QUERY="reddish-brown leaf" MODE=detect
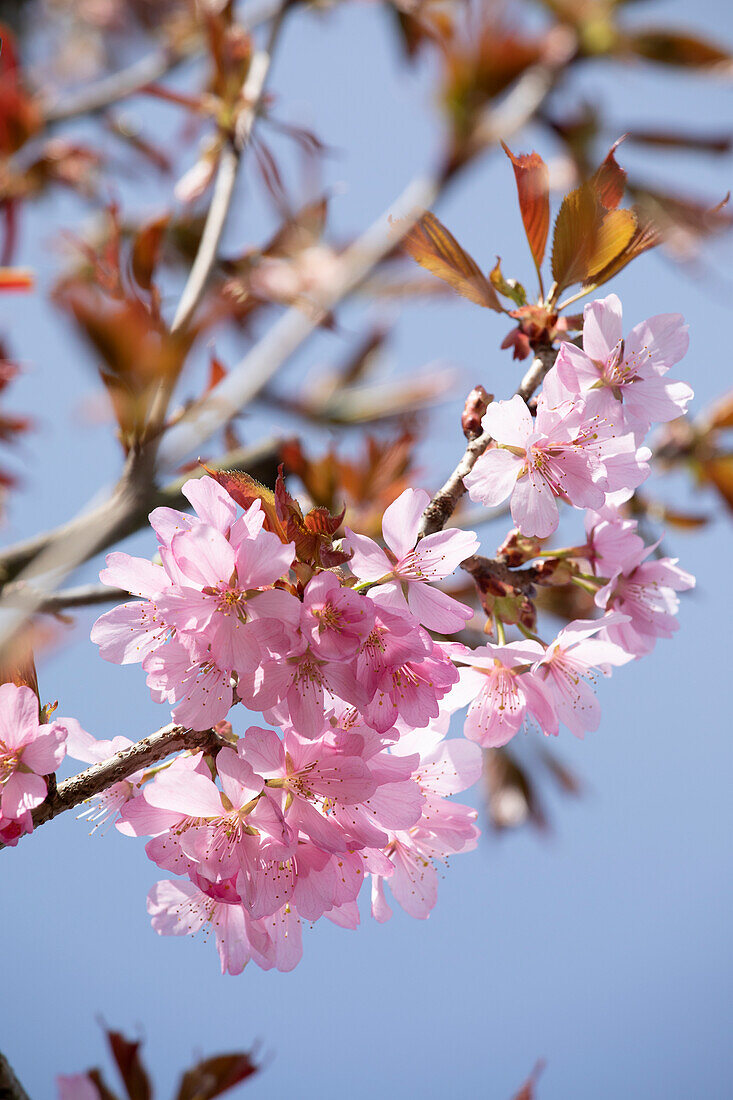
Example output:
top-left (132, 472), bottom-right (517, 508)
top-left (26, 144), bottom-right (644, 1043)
top-left (206, 352), bottom-right (227, 393)
top-left (624, 128), bottom-right (733, 155)
top-left (627, 29), bottom-right (733, 70)
top-left (176, 1052), bottom-right (260, 1100)
top-left (501, 143), bottom-right (550, 270)
top-left (591, 138), bottom-right (627, 210)
top-left (511, 1060), bottom-right (546, 1100)
top-left (401, 212), bottom-right (502, 310)
top-left (0, 267), bottom-right (34, 291)
top-left (131, 214), bottom-right (170, 292)
top-left (106, 1031), bottom-right (151, 1100)
top-left (201, 465), bottom-right (287, 540)
top-left (581, 210), bottom-right (660, 288)
top-left (550, 183), bottom-right (598, 291)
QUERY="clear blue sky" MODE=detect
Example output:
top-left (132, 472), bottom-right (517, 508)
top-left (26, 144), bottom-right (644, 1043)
top-left (2, 1), bottom-right (732, 1096)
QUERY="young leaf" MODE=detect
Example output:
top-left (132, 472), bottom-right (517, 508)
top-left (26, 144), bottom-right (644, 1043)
top-left (591, 138), bottom-right (627, 210)
top-left (401, 212), bottom-right (502, 310)
top-left (131, 214), bottom-right (170, 292)
top-left (490, 257), bottom-right (527, 306)
top-left (501, 143), bottom-right (550, 271)
top-left (551, 184), bottom-right (636, 293)
top-left (585, 208), bottom-right (637, 278)
top-left (201, 465), bottom-right (287, 540)
top-left (106, 1031), bottom-right (151, 1100)
top-left (582, 212), bottom-right (660, 288)
top-left (550, 183), bottom-right (599, 291)
top-left (176, 1052), bottom-right (260, 1100)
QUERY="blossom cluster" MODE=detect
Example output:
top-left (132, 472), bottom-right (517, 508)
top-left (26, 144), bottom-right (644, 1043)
top-left (0, 294), bottom-right (696, 975)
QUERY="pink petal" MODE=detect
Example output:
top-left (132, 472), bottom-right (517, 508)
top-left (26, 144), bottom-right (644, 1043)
top-left (0, 683), bottom-right (38, 750)
top-left (170, 526), bottom-right (235, 588)
top-left (145, 770), bottom-right (223, 818)
top-left (382, 487), bottom-right (429, 559)
top-left (582, 293), bottom-right (623, 361)
top-left (235, 531), bottom-right (295, 588)
top-left (407, 581), bottom-right (473, 633)
top-left (181, 475), bottom-right (237, 531)
top-left (389, 844), bottom-right (438, 919)
top-left (463, 446), bottom-right (521, 507)
top-left (343, 528), bottom-right (392, 582)
top-left (240, 727), bottom-right (285, 778)
top-left (510, 468), bottom-right (559, 538)
top-left (100, 552), bottom-right (168, 598)
top-left (2, 770), bottom-right (47, 818)
top-left (482, 394), bottom-right (533, 446)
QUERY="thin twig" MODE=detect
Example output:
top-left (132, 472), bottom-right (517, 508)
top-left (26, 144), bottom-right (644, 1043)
top-left (147, 9), bottom-right (288, 433)
top-left (418, 346), bottom-right (558, 537)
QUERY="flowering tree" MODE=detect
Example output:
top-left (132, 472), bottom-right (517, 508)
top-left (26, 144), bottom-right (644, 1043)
top-left (1, 0), bottom-right (732, 1094)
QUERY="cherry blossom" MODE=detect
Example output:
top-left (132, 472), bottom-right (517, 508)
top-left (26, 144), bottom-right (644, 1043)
top-left (345, 487), bottom-right (478, 632)
top-left (0, 684), bottom-right (71, 843)
top-left (553, 293), bottom-right (693, 436)
top-left (449, 641), bottom-right (557, 747)
top-left (531, 615), bottom-right (633, 738)
top-left (463, 394), bottom-right (609, 538)
top-left (595, 546), bottom-right (696, 656)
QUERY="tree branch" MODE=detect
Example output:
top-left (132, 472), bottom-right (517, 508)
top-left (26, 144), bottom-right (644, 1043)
top-left (0, 1051), bottom-right (31, 1100)
top-left (0, 724), bottom-right (227, 849)
top-left (461, 554), bottom-right (541, 592)
top-left (418, 345), bottom-right (558, 538)
top-left (147, 7), bottom-right (289, 434)
top-left (0, 439), bottom-right (282, 588)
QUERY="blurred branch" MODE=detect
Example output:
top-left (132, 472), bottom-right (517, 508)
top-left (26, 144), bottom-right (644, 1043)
top-left (0, 1051), bottom-right (31, 1100)
top-left (418, 346), bottom-right (558, 537)
top-left (0, 724), bottom-right (228, 848)
top-left (147, 5), bottom-right (290, 433)
top-left (0, 438), bottom-right (282, 587)
top-left (39, 0), bottom-right (284, 125)
top-left (0, 582), bottom-right (128, 614)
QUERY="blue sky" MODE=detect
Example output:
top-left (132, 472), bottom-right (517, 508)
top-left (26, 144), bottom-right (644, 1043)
top-left (1, 1), bottom-right (732, 1096)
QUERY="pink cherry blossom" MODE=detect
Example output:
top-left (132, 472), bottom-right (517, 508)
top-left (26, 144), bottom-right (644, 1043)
top-left (554, 293), bottom-right (692, 436)
top-left (583, 508), bottom-right (645, 577)
top-left (595, 546), bottom-right (695, 656)
top-left (0, 684), bottom-right (70, 842)
top-left (449, 641), bottom-right (557, 747)
top-left (463, 394), bottom-right (608, 538)
top-left (370, 721), bottom-right (480, 921)
top-left (344, 487), bottom-right (478, 632)
top-left (301, 571), bottom-right (374, 659)
top-left (531, 614), bottom-right (633, 738)
top-left (147, 873), bottom-right (269, 975)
